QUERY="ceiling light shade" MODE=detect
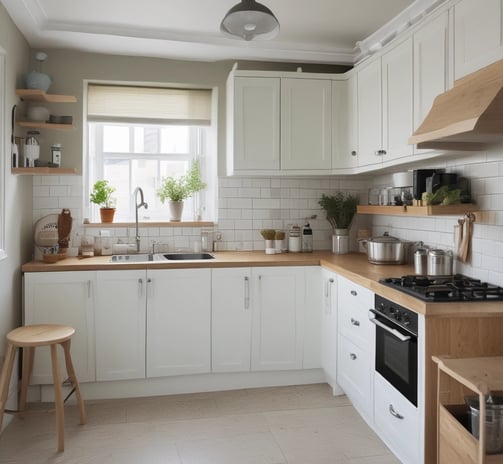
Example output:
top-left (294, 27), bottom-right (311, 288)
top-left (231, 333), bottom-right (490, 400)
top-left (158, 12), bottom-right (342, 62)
top-left (220, 0), bottom-right (280, 41)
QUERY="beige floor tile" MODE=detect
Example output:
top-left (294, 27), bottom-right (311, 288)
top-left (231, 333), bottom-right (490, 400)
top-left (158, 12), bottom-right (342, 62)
top-left (176, 431), bottom-right (286, 464)
top-left (0, 383), bottom-right (398, 464)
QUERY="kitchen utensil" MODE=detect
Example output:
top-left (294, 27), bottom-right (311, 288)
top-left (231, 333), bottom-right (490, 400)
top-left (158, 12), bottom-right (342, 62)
top-left (427, 249), bottom-right (453, 276)
top-left (24, 130), bottom-right (40, 167)
top-left (360, 232), bottom-right (412, 264)
top-left (457, 213), bottom-right (475, 263)
top-left (57, 208), bottom-right (72, 250)
top-left (466, 395), bottom-right (503, 454)
top-left (414, 248), bottom-right (428, 275)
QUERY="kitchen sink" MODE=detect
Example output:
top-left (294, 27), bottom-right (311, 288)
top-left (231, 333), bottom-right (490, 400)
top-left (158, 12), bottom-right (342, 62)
top-left (110, 253), bottom-right (155, 262)
top-left (162, 252), bottom-right (215, 260)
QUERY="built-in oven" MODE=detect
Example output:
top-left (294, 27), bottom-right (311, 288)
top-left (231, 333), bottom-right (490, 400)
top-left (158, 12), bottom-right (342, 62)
top-left (369, 295), bottom-right (418, 406)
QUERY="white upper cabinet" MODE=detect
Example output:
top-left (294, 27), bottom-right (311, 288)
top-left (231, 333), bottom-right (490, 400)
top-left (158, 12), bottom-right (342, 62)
top-left (413, 11), bottom-right (450, 153)
top-left (454, 0), bottom-right (503, 79)
top-left (281, 78), bottom-right (332, 170)
top-left (357, 58), bottom-right (383, 167)
top-left (229, 76), bottom-right (280, 172)
top-left (332, 76), bottom-right (358, 169)
top-left (382, 38), bottom-right (414, 162)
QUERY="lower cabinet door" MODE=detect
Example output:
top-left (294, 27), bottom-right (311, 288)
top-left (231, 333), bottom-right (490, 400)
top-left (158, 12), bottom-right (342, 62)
top-left (337, 333), bottom-right (373, 423)
top-left (374, 373), bottom-right (420, 464)
top-left (95, 270), bottom-right (147, 381)
top-left (212, 268), bottom-right (252, 373)
top-left (147, 269), bottom-right (211, 377)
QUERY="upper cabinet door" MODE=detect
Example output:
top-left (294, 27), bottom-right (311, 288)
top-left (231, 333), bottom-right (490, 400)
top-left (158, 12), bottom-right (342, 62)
top-left (231, 77), bottom-right (280, 171)
top-left (333, 76), bottom-right (358, 169)
top-left (281, 78), bottom-right (332, 170)
top-left (454, 0), bottom-right (503, 79)
top-left (413, 11), bottom-right (450, 147)
top-left (382, 38), bottom-right (414, 162)
top-left (357, 58), bottom-right (382, 167)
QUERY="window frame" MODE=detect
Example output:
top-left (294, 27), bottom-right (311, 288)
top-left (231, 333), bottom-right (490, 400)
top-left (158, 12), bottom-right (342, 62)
top-left (0, 50), bottom-right (7, 261)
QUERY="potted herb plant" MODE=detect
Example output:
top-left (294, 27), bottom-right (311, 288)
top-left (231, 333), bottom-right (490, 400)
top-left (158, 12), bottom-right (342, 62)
top-left (156, 160), bottom-right (207, 221)
top-left (90, 180), bottom-right (116, 223)
top-left (318, 192), bottom-right (359, 254)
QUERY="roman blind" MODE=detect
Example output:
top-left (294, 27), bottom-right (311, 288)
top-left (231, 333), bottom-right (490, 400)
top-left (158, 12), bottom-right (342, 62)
top-left (87, 84), bottom-right (212, 125)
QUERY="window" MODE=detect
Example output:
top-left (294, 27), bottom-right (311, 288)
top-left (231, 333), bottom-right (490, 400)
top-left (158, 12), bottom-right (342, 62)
top-left (85, 84), bottom-right (216, 223)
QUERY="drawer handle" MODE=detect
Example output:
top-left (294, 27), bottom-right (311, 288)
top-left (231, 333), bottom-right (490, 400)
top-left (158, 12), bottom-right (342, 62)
top-left (350, 318), bottom-right (360, 326)
top-left (389, 404), bottom-right (404, 420)
top-left (349, 353), bottom-right (357, 360)
top-left (350, 290), bottom-right (357, 296)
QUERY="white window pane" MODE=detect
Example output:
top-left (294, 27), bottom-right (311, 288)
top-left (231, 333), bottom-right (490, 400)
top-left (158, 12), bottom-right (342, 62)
top-left (160, 126), bottom-right (190, 153)
top-left (103, 125), bottom-right (129, 152)
top-left (104, 160), bottom-right (130, 220)
top-left (134, 127), bottom-right (144, 153)
top-left (159, 160), bottom-right (189, 179)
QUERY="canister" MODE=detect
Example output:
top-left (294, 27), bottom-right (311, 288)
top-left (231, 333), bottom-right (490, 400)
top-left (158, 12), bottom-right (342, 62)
top-left (288, 225), bottom-right (301, 253)
top-left (427, 249), bottom-right (453, 276)
top-left (414, 248), bottom-right (428, 275)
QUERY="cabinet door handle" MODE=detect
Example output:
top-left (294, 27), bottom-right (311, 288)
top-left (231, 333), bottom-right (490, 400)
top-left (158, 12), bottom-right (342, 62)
top-left (87, 280), bottom-right (92, 298)
top-left (350, 290), bottom-right (357, 296)
top-left (350, 318), bottom-right (360, 326)
top-left (244, 276), bottom-right (250, 309)
top-left (146, 277), bottom-right (152, 298)
top-left (350, 353), bottom-right (357, 360)
top-left (138, 278), bottom-right (143, 298)
top-left (389, 404), bottom-right (404, 420)
top-left (351, 150), bottom-right (357, 157)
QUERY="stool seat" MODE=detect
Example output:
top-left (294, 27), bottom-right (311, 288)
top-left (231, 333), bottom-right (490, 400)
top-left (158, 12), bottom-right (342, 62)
top-left (0, 324), bottom-right (86, 452)
top-left (7, 324), bottom-right (75, 347)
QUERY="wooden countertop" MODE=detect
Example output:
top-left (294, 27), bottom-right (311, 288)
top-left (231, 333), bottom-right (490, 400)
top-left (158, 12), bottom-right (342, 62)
top-left (22, 251), bottom-right (503, 317)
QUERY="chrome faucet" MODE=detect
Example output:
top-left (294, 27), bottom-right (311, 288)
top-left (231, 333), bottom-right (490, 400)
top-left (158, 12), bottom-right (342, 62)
top-left (133, 187), bottom-right (148, 253)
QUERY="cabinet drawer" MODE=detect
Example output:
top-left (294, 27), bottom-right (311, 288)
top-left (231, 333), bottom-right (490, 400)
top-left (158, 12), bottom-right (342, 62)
top-left (338, 276), bottom-right (374, 348)
top-left (374, 373), bottom-right (420, 464)
top-left (337, 334), bottom-right (373, 422)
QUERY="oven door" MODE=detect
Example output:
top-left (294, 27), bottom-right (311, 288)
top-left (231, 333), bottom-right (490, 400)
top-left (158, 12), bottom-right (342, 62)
top-left (369, 309), bottom-right (418, 406)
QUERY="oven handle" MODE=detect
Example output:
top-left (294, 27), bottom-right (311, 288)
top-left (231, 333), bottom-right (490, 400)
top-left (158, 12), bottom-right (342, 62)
top-left (368, 309), bottom-right (411, 342)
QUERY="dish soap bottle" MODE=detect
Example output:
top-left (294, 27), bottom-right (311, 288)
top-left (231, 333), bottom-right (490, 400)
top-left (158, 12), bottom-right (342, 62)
top-left (302, 222), bottom-right (313, 252)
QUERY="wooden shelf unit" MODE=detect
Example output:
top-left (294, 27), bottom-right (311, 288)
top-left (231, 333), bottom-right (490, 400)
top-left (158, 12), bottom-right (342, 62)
top-left (357, 203), bottom-right (478, 216)
top-left (15, 89), bottom-right (77, 103)
top-left (12, 167), bottom-right (77, 175)
top-left (17, 121), bottom-right (74, 131)
top-left (433, 356), bottom-right (503, 464)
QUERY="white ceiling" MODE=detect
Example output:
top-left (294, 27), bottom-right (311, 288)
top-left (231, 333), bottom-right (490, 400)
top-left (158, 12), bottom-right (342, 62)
top-left (1, 0), bottom-right (443, 64)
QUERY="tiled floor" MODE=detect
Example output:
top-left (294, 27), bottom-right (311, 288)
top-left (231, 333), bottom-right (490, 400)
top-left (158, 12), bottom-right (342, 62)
top-left (0, 383), bottom-right (399, 463)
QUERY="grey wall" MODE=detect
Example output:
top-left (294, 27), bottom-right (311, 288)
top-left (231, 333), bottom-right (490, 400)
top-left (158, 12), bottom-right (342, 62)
top-left (0, 3), bottom-right (32, 355)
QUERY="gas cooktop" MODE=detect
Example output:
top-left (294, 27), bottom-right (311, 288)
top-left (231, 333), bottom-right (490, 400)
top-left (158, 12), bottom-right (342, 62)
top-left (380, 274), bottom-right (503, 302)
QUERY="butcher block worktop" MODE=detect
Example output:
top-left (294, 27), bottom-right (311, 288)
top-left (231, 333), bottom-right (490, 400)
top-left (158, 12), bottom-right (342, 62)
top-left (22, 251), bottom-right (503, 317)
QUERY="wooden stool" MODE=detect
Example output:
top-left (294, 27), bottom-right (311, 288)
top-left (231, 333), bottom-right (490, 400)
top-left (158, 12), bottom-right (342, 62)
top-left (0, 324), bottom-right (86, 452)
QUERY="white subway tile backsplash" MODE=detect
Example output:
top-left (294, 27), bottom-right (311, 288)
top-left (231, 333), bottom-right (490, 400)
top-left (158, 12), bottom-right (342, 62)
top-left (252, 198), bottom-right (281, 209)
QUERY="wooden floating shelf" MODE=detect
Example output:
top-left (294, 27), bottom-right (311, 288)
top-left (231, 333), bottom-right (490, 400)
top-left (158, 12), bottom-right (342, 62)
top-left (12, 167), bottom-right (77, 175)
top-left (16, 89), bottom-right (77, 103)
top-left (17, 121), bottom-right (75, 130)
top-left (357, 204), bottom-right (478, 216)
top-left (82, 221), bottom-right (215, 228)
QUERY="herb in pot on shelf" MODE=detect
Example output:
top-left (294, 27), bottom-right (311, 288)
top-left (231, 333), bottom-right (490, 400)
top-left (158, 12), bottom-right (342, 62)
top-left (90, 180), bottom-right (116, 223)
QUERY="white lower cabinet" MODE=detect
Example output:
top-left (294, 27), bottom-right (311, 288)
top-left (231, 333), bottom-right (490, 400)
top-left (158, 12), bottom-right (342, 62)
top-left (374, 373), bottom-right (420, 464)
top-left (95, 270), bottom-right (146, 381)
top-left (212, 268), bottom-right (252, 372)
top-left (336, 275), bottom-right (375, 424)
top-left (23, 272), bottom-right (95, 384)
top-left (147, 269), bottom-right (211, 377)
top-left (251, 267), bottom-right (306, 371)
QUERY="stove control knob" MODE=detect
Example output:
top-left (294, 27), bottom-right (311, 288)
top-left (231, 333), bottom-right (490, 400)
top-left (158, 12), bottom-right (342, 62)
top-left (402, 315), bottom-right (411, 326)
top-left (394, 311), bottom-right (402, 322)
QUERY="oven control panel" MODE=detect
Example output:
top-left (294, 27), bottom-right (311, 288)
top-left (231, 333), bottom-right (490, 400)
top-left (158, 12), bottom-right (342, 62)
top-left (374, 295), bottom-right (418, 335)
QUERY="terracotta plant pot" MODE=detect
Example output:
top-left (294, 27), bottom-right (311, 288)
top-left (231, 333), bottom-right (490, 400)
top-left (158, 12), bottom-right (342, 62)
top-left (100, 207), bottom-right (116, 223)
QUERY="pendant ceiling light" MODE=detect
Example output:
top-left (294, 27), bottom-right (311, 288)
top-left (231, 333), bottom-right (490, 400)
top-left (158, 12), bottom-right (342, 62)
top-left (220, 0), bottom-right (280, 41)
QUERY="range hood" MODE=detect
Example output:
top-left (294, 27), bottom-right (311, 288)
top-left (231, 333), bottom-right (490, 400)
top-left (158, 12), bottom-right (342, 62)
top-left (409, 58), bottom-right (503, 150)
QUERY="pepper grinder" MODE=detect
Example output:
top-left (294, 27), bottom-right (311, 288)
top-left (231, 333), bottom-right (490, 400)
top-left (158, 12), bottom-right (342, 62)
top-left (302, 222), bottom-right (313, 252)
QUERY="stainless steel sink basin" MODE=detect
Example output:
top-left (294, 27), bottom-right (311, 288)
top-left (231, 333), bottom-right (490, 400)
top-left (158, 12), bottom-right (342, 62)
top-left (110, 253), bottom-right (154, 262)
top-left (162, 252), bottom-right (215, 260)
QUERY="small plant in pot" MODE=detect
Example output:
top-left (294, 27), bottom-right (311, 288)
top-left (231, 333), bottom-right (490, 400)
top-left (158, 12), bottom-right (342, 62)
top-left (318, 192), bottom-right (359, 254)
top-left (90, 180), bottom-right (116, 223)
top-left (156, 160), bottom-right (206, 221)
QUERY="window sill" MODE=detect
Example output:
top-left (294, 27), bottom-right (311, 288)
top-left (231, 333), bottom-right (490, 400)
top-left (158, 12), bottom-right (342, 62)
top-left (82, 221), bottom-right (215, 228)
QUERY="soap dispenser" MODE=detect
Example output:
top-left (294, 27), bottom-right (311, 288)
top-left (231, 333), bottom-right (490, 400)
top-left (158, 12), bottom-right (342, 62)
top-left (302, 222), bottom-right (313, 252)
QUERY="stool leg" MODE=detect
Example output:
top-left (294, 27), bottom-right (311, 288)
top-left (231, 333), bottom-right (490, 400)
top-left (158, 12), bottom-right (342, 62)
top-left (50, 344), bottom-right (64, 452)
top-left (62, 340), bottom-right (86, 425)
top-left (18, 346), bottom-right (35, 415)
top-left (0, 344), bottom-right (17, 432)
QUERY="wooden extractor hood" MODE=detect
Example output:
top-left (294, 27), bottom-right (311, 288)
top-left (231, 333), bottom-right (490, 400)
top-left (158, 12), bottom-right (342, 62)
top-left (409, 58), bottom-right (503, 150)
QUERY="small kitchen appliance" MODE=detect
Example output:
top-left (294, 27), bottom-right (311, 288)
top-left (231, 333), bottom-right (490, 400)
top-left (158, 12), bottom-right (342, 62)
top-left (412, 169), bottom-right (438, 200)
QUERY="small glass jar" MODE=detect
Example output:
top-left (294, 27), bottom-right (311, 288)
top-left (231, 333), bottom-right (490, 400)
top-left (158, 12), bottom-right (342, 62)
top-left (288, 225), bottom-right (301, 253)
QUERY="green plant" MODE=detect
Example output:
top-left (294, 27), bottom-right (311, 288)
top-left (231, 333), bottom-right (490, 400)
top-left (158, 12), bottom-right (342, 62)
top-left (90, 180), bottom-right (116, 208)
top-left (318, 192), bottom-right (359, 230)
top-left (157, 160), bottom-right (207, 203)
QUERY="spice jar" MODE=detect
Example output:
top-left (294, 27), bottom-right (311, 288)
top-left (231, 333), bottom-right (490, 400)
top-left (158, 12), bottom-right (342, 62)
top-left (288, 225), bottom-right (301, 253)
